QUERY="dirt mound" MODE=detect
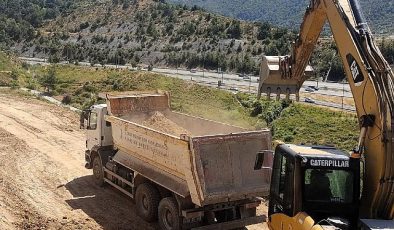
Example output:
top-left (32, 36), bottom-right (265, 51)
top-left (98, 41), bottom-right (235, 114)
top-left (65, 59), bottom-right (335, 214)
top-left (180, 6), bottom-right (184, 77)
top-left (142, 111), bottom-right (191, 136)
top-left (0, 91), bottom-right (156, 230)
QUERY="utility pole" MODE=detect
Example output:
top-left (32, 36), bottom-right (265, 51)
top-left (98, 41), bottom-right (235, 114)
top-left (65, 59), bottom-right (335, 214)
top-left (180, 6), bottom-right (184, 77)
top-left (116, 44), bottom-right (120, 69)
top-left (43, 47), bottom-right (46, 63)
top-left (242, 52), bottom-right (245, 78)
top-left (202, 52), bottom-right (205, 78)
top-left (116, 50), bottom-right (118, 69)
top-left (249, 77), bottom-right (252, 93)
top-left (67, 46), bottom-right (70, 64)
top-left (342, 82), bottom-right (344, 110)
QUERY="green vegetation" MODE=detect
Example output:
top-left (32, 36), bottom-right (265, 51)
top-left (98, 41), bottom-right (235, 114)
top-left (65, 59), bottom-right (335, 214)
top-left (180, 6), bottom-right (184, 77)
top-left (168, 0), bottom-right (394, 34)
top-left (238, 93), bottom-right (359, 151)
top-left (0, 51), bottom-right (29, 87)
top-left (0, 51), bottom-right (15, 71)
top-left (271, 104), bottom-right (358, 151)
top-left (1, 0), bottom-right (392, 82)
top-left (40, 66), bottom-right (58, 93)
top-left (0, 49), bottom-right (359, 150)
top-left (0, 51), bottom-right (32, 73)
top-left (24, 64), bottom-right (258, 128)
top-left (380, 39), bottom-right (394, 64)
top-left (2, 0), bottom-right (296, 75)
top-left (310, 38), bottom-right (394, 82)
top-left (311, 41), bottom-right (345, 82)
top-left (0, 0), bottom-right (82, 47)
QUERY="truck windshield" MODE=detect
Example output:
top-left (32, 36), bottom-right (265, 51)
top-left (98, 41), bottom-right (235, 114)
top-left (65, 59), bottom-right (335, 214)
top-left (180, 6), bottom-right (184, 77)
top-left (304, 169), bottom-right (354, 204)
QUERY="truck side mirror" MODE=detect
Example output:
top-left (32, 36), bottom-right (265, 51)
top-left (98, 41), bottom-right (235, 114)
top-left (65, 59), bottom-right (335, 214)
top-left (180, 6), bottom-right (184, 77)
top-left (254, 150), bottom-right (273, 170)
top-left (80, 110), bottom-right (90, 129)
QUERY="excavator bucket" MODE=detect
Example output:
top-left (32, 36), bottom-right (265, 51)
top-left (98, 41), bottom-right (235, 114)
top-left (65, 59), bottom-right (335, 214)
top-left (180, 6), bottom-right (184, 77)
top-left (257, 56), bottom-right (314, 101)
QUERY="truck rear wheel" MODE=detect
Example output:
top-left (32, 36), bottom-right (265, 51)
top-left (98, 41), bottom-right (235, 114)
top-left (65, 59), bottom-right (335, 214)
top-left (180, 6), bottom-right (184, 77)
top-left (158, 197), bottom-right (182, 230)
top-left (92, 156), bottom-right (105, 187)
top-left (135, 183), bottom-right (160, 222)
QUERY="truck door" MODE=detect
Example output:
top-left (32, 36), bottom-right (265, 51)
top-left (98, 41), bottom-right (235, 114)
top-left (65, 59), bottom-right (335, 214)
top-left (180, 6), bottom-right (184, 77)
top-left (87, 109), bottom-right (101, 149)
top-left (100, 107), bottom-right (113, 147)
top-left (268, 148), bottom-right (296, 217)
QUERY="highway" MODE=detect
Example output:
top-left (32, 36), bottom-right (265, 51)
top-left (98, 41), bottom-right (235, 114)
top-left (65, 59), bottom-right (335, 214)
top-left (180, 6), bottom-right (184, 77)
top-left (19, 57), bottom-right (356, 112)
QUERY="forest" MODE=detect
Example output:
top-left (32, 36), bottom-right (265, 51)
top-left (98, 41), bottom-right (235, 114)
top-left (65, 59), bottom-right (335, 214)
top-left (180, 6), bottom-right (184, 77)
top-left (0, 0), bottom-right (393, 80)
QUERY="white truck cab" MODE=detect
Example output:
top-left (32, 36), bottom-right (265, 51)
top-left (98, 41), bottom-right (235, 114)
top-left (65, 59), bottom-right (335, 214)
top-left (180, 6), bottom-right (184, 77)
top-left (80, 104), bottom-right (113, 151)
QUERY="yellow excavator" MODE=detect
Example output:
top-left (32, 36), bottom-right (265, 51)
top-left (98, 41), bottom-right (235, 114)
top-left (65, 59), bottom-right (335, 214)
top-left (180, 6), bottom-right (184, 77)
top-left (254, 0), bottom-right (394, 229)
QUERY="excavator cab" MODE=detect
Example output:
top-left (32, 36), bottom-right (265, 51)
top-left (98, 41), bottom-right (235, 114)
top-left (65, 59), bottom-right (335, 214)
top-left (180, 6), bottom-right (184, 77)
top-left (266, 144), bottom-right (360, 229)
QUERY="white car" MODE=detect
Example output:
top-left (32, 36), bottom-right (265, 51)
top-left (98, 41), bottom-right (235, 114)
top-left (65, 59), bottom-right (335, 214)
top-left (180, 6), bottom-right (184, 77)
top-left (304, 97), bottom-right (316, 103)
top-left (305, 87), bottom-right (314, 92)
top-left (230, 87), bottom-right (239, 91)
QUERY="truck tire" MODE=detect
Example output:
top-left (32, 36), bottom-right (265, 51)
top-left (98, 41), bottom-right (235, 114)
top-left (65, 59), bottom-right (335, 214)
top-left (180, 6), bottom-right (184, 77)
top-left (158, 197), bottom-right (182, 230)
top-left (92, 156), bottom-right (105, 187)
top-left (135, 183), bottom-right (160, 222)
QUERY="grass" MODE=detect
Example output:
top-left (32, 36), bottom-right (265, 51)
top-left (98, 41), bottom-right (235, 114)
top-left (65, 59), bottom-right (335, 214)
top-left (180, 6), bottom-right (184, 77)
top-left (0, 51), bottom-right (26, 87)
top-left (0, 53), bottom-right (359, 150)
top-left (301, 92), bottom-right (355, 107)
top-left (271, 103), bottom-right (359, 151)
top-left (31, 65), bottom-right (260, 128)
top-left (236, 94), bottom-right (359, 151)
top-left (0, 51), bottom-right (15, 71)
top-left (32, 65), bottom-right (109, 83)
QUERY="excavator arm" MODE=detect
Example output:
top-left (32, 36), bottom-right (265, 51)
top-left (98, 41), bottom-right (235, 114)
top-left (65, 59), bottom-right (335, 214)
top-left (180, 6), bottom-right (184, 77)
top-left (260, 0), bottom-right (394, 221)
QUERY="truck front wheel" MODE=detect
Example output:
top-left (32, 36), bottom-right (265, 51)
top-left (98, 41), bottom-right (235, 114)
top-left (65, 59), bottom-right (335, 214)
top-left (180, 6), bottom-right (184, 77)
top-left (92, 156), bottom-right (105, 187)
top-left (158, 197), bottom-right (182, 230)
top-left (136, 183), bottom-right (160, 222)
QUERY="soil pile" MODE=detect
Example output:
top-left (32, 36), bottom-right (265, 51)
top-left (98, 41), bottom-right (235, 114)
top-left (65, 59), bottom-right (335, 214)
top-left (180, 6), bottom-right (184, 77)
top-left (142, 111), bottom-right (191, 136)
top-left (0, 91), bottom-right (156, 230)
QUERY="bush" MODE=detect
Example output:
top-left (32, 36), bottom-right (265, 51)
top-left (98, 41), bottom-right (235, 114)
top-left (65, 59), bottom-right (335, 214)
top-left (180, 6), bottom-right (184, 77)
top-left (250, 101), bottom-right (262, 117)
top-left (10, 79), bottom-right (19, 89)
top-left (82, 82), bottom-right (97, 92)
top-left (9, 70), bottom-right (19, 89)
top-left (79, 22), bottom-right (90, 31)
top-left (26, 79), bottom-right (38, 90)
top-left (40, 66), bottom-right (58, 93)
top-left (62, 94), bottom-right (72, 104)
top-left (284, 135), bottom-right (294, 142)
top-left (21, 62), bottom-right (30, 69)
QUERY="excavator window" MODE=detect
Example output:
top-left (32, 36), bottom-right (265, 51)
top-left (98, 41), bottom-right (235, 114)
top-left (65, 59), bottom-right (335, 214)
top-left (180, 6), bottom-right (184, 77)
top-left (304, 169), bottom-right (354, 204)
top-left (269, 150), bottom-right (295, 216)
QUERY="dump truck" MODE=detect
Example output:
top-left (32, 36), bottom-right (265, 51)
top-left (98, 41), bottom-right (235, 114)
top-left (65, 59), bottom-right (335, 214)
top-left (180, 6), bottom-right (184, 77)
top-left (80, 91), bottom-right (272, 230)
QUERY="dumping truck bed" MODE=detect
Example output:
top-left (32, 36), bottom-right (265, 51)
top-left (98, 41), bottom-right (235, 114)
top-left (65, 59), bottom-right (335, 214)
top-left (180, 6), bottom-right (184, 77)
top-left (83, 91), bottom-right (272, 229)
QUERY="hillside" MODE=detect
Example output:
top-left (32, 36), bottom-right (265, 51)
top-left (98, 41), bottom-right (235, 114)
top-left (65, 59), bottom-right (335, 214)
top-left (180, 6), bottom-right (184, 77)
top-left (168, 0), bottom-right (394, 34)
top-left (0, 0), bottom-right (81, 46)
top-left (2, 0), bottom-right (393, 80)
top-left (10, 0), bottom-right (298, 74)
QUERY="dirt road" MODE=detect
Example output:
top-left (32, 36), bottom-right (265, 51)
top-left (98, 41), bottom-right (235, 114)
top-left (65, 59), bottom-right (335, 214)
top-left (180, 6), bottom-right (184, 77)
top-left (0, 90), bottom-right (267, 230)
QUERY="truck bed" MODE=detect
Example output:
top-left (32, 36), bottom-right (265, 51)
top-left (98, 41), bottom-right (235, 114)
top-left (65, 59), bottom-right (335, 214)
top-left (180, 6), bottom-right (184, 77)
top-left (105, 91), bottom-right (272, 206)
top-left (121, 109), bottom-right (246, 137)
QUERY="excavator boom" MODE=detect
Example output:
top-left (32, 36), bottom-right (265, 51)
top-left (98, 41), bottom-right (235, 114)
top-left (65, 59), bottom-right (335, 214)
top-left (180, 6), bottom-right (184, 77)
top-left (258, 0), bottom-right (394, 221)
